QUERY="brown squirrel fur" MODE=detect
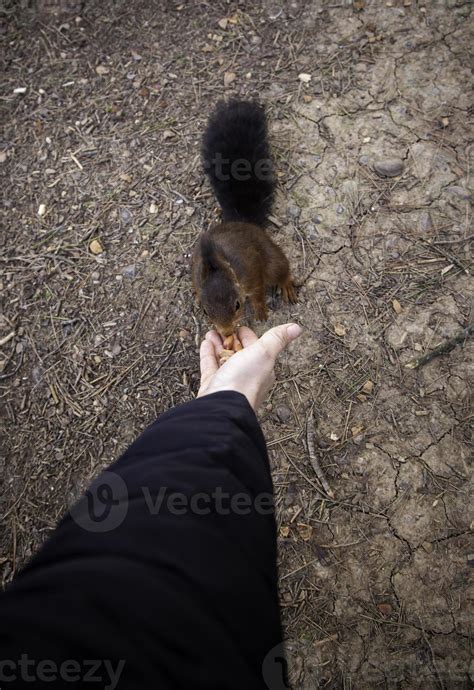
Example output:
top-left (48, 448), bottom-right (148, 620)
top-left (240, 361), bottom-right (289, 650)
top-left (192, 100), bottom-right (296, 336)
top-left (192, 222), bottom-right (296, 336)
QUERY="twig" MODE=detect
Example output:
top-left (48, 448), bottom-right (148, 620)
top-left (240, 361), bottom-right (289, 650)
top-left (306, 411), bottom-right (334, 499)
top-left (405, 324), bottom-right (473, 369)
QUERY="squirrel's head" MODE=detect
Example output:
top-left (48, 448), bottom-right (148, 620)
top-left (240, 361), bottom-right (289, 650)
top-left (198, 234), bottom-right (245, 337)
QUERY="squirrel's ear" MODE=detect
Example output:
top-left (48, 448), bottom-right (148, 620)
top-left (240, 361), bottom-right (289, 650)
top-left (200, 233), bottom-right (220, 274)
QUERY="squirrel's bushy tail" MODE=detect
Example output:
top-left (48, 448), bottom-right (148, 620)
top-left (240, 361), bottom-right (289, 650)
top-left (202, 100), bottom-right (275, 226)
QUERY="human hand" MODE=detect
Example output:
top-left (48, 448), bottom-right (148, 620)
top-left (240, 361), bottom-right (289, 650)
top-left (198, 323), bottom-right (303, 411)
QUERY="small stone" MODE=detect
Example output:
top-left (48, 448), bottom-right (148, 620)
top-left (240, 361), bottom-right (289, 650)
top-left (91, 271), bottom-right (100, 281)
top-left (149, 202), bottom-right (158, 214)
top-left (420, 212), bottom-right (433, 231)
top-left (218, 17), bottom-right (228, 30)
top-left (121, 264), bottom-right (137, 279)
top-left (373, 158), bottom-right (404, 177)
top-left (95, 64), bottom-right (110, 75)
top-left (298, 73), bottom-right (312, 84)
top-left (121, 207), bottom-right (133, 224)
top-left (38, 203), bottom-right (46, 216)
top-left (111, 343), bottom-right (122, 357)
top-left (445, 186), bottom-right (471, 201)
top-left (358, 155), bottom-right (370, 166)
top-left (334, 324), bottom-right (346, 337)
top-left (275, 405), bottom-right (292, 423)
top-left (336, 204), bottom-right (345, 214)
top-left (89, 239), bottom-right (103, 255)
top-left (287, 205), bottom-right (300, 219)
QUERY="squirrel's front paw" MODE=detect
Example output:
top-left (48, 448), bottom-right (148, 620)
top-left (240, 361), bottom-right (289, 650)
top-left (282, 280), bottom-right (298, 304)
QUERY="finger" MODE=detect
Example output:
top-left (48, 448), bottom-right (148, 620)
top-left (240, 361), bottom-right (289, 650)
top-left (237, 326), bottom-right (258, 348)
top-left (199, 339), bottom-right (219, 382)
top-left (205, 330), bottom-right (223, 355)
top-left (257, 323), bottom-right (302, 360)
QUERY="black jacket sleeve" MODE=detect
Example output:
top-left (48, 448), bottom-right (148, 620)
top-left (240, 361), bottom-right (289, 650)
top-left (0, 392), bottom-right (283, 690)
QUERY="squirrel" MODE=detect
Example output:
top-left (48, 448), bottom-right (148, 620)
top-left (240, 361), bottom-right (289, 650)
top-left (192, 99), bottom-right (297, 337)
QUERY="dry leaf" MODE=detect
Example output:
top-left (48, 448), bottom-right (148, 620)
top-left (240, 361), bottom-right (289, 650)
top-left (202, 43), bottom-right (213, 53)
top-left (224, 71), bottom-right (236, 87)
top-left (441, 117), bottom-right (449, 128)
top-left (298, 73), bottom-right (312, 84)
top-left (163, 129), bottom-right (174, 140)
top-left (334, 324), bottom-right (346, 336)
top-left (351, 425), bottom-right (364, 437)
top-left (303, 94), bottom-right (313, 103)
top-left (297, 523), bottom-right (313, 542)
top-left (37, 204), bottom-right (46, 217)
top-left (377, 602), bottom-right (392, 616)
top-left (228, 14), bottom-right (239, 24)
top-left (362, 379), bottom-right (374, 394)
top-left (280, 525), bottom-right (290, 538)
top-left (89, 239), bottom-right (103, 255)
top-left (330, 432), bottom-right (339, 442)
top-left (95, 65), bottom-right (110, 75)
top-left (353, 0), bottom-right (365, 10)
top-left (0, 151), bottom-right (7, 163)
top-left (392, 299), bottom-right (402, 314)
top-left (149, 203), bottom-right (158, 214)
top-left (218, 17), bottom-right (228, 30)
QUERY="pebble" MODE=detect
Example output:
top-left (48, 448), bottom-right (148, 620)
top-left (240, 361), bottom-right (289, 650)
top-left (358, 155), bottom-right (370, 166)
top-left (306, 224), bottom-right (318, 240)
top-left (336, 204), bottom-right (345, 214)
top-left (121, 208), bottom-right (133, 224)
top-left (275, 405), bottom-right (292, 423)
top-left (445, 185), bottom-right (471, 201)
top-left (420, 211), bottom-right (433, 231)
top-left (121, 264), bottom-right (137, 279)
top-left (287, 205), bottom-right (301, 219)
top-left (91, 271), bottom-right (100, 282)
top-left (373, 158), bottom-right (404, 177)
top-left (111, 343), bottom-right (122, 357)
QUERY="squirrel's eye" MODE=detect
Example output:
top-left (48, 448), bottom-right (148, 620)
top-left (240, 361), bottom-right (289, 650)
top-left (235, 300), bottom-right (241, 312)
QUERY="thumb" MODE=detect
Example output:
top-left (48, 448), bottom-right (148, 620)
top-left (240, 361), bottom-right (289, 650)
top-left (258, 323), bottom-right (302, 360)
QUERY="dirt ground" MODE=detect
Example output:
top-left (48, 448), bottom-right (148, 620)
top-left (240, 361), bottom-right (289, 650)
top-left (1, 0), bottom-right (473, 687)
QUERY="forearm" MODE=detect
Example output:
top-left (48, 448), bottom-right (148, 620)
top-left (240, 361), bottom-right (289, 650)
top-left (0, 391), bottom-right (282, 689)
